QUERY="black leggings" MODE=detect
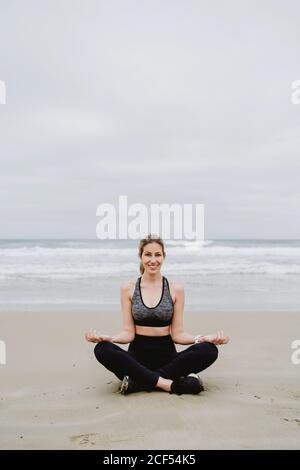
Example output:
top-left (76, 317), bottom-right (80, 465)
top-left (94, 334), bottom-right (218, 390)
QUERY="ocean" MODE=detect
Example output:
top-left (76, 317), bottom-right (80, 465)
top-left (0, 239), bottom-right (300, 312)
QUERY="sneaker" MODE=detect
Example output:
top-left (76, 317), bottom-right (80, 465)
top-left (118, 376), bottom-right (149, 395)
top-left (188, 373), bottom-right (205, 392)
top-left (170, 373), bottom-right (204, 395)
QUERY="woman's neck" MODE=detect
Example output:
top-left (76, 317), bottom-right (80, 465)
top-left (141, 273), bottom-right (163, 284)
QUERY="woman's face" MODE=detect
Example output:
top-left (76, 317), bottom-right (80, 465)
top-left (141, 242), bottom-right (164, 274)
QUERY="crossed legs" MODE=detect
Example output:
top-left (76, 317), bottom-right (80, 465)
top-left (94, 341), bottom-right (218, 391)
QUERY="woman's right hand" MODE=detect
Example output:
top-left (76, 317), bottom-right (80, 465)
top-left (85, 328), bottom-right (112, 343)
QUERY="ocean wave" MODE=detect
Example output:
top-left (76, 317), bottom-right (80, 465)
top-left (0, 261), bottom-right (300, 280)
top-left (165, 240), bottom-right (213, 247)
top-left (1, 242), bottom-right (300, 258)
top-left (0, 246), bottom-right (137, 257)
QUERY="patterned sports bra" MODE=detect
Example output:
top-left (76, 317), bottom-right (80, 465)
top-left (131, 275), bottom-right (174, 327)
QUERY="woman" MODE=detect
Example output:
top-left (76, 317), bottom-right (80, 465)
top-left (85, 234), bottom-right (229, 395)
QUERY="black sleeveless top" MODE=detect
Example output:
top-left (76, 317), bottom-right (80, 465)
top-left (131, 275), bottom-right (174, 327)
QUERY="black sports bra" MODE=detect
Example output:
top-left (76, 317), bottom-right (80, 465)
top-left (131, 275), bottom-right (174, 327)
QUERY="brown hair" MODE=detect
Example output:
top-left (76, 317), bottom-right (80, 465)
top-left (138, 234), bottom-right (166, 275)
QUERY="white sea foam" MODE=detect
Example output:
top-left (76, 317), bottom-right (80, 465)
top-left (1, 240), bottom-right (300, 258)
top-left (0, 240), bottom-right (299, 280)
top-left (1, 239), bottom-right (300, 310)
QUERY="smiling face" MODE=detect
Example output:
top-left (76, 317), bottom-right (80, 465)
top-left (140, 242), bottom-right (165, 275)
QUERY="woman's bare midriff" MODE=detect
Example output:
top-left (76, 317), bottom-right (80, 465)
top-left (135, 325), bottom-right (171, 336)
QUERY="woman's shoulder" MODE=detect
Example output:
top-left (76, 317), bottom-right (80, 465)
top-left (120, 278), bottom-right (138, 302)
top-left (166, 278), bottom-right (185, 294)
top-left (166, 277), bottom-right (183, 287)
top-left (165, 278), bottom-right (184, 305)
top-left (120, 278), bottom-right (138, 292)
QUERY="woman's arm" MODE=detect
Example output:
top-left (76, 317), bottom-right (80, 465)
top-left (172, 332), bottom-right (197, 345)
top-left (115, 281), bottom-right (136, 343)
top-left (85, 329), bottom-right (134, 344)
top-left (170, 284), bottom-right (196, 344)
top-left (85, 282), bottom-right (136, 345)
top-left (111, 331), bottom-right (134, 344)
top-left (170, 284), bottom-right (229, 345)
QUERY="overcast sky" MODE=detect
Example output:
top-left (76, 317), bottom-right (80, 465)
top-left (0, 0), bottom-right (299, 239)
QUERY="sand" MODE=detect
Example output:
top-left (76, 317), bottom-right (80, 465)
top-left (0, 309), bottom-right (299, 449)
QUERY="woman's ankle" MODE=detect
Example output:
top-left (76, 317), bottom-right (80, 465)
top-left (155, 376), bottom-right (173, 392)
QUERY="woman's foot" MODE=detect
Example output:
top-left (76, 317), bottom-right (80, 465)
top-left (118, 376), bottom-right (151, 395)
top-left (118, 374), bottom-right (204, 395)
top-left (169, 374), bottom-right (204, 395)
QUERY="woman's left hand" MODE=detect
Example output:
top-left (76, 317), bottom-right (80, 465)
top-left (202, 330), bottom-right (229, 345)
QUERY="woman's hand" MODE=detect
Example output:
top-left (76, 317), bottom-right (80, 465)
top-left (202, 330), bottom-right (229, 345)
top-left (85, 328), bottom-right (113, 343)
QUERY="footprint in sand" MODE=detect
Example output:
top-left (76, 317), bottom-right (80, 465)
top-left (71, 433), bottom-right (98, 446)
top-left (283, 418), bottom-right (300, 425)
top-left (71, 432), bottom-right (144, 447)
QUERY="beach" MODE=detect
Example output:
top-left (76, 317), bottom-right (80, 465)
top-left (1, 309), bottom-right (299, 450)
top-left (2, 0), bottom-right (300, 453)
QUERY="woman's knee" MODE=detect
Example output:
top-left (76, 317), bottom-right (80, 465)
top-left (194, 341), bottom-right (219, 363)
top-left (94, 341), bottom-right (115, 362)
top-left (204, 342), bottom-right (219, 363)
